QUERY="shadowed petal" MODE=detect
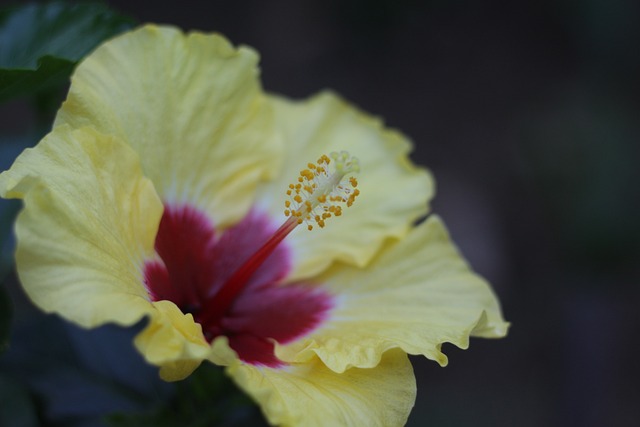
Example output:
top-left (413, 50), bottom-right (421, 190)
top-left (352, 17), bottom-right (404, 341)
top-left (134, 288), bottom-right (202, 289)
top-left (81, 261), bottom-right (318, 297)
top-left (229, 348), bottom-right (416, 427)
top-left (134, 300), bottom-right (212, 381)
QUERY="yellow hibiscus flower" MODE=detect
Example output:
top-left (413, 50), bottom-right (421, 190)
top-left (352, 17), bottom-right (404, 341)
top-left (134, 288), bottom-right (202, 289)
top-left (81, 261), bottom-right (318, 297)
top-left (0, 25), bottom-right (508, 426)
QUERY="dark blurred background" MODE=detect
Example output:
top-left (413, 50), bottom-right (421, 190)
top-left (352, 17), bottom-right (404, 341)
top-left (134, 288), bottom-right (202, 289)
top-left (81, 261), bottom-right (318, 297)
top-left (1, 1), bottom-right (639, 426)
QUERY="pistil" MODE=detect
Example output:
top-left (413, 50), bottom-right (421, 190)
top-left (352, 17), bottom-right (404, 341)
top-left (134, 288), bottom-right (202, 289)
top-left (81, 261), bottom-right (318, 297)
top-left (199, 215), bottom-right (298, 326)
top-left (199, 152), bottom-right (360, 330)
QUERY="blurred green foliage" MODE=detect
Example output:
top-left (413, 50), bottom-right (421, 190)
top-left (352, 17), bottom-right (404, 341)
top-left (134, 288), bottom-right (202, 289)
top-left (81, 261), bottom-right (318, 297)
top-left (106, 363), bottom-right (265, 427)
top-left (0, 2), bottom-right (135, 101)
top-left (0, 376), bottom-right (39, 427)
top-left (1, 314), bottom-right (263, 426)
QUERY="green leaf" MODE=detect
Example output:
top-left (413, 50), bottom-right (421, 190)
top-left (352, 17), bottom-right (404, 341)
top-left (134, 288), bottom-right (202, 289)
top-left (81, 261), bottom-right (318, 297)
top-left (0, 2), bottom-right (135, 101)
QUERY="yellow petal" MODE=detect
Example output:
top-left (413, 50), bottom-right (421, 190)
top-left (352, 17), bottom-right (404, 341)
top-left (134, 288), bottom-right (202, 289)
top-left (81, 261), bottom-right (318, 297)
top-left (256, 91), bottom-right (433, 280)
top-left (0, 125), bottom-right (162, 328)
top-left (134, 300), bottom-right (211, 381)
top-left (229, 349), bottom-right (415, 427)
top-left (276, 216), bottom-right (509, 372)
top-left (55, 25), bottom-right (282, 229)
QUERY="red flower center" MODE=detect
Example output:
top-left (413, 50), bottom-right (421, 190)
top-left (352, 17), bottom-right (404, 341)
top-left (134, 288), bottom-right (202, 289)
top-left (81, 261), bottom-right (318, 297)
top-left (143, 204), bottom-right (333, 367)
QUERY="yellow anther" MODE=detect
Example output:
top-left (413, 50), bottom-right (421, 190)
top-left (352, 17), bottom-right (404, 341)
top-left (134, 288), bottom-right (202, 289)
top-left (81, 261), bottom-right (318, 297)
top-left (318, 154), bottom-right (331, 164)
top-left (346, 188), bottom-right (360, 207)
top-left (301, 169), bottom-right (314, 180)
top-left (283, 151), bottom-right (360, 231)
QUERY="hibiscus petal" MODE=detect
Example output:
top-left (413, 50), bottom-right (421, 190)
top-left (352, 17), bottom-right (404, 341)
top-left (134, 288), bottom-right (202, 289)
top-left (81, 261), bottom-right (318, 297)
top-left (134, 300), bottom-right (212, 381)
top-left (275, 215), bottom-right (509, 372)
top-left (0, 126), bottom-right (162, 327)
top-left (55, 24), bottom-right (282, 229)
top-left (255, 91), bottom-right (434, 280)
top-left (229, 348), bottom-right (416, 427)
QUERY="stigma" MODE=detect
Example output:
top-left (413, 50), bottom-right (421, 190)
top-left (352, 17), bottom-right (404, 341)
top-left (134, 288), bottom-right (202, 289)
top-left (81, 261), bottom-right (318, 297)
top-left (284, 151), bottom-right (360, 231)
